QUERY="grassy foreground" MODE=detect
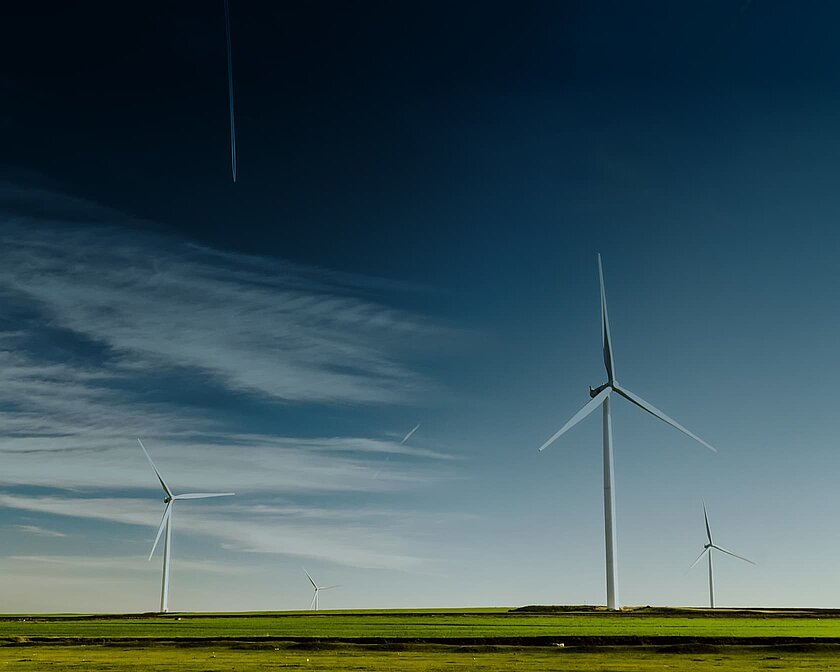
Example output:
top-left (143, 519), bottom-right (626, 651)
top-left (1, 644), bottom-right (840, 671)
top-left (3, 608), bottom-right (840, 671)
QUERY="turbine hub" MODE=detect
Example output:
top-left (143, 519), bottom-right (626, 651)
top-left (164, 496), bottom-right (172, 504)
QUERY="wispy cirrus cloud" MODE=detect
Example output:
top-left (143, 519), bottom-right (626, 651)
top-left (13, 524), bottom-right (67, 538)
top-left (0, 181), bottom-right (459, 575)
top-left (0, 180), bottom-right (447, 406)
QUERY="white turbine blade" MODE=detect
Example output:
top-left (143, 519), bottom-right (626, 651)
top-left (598, 253), bottom-right (616, 383)
top-left (174, 493), bottom-right (235, 500)
top-left (321, 584), bottom-right (341, 590)
top-left (148, 502), bottom-right (172, 560)
top-left (712, 544), bottom-right (755, 565)
top-left (703, 500), bottom-right (713, 545)
top-left (302, 567), bottom-right (318, 589)
top-left (539, 387), bottom-right (611, 452)
top-left (401, 424), bottom-right (420, 445)
top-left (687, 547), bottom-right (709, 570)
top-left (138, 439), bottom-right (173, 498)
top-left (612, 385), bottom-right (717, 453)
top-left (309, 592), bottom-right (317, 610)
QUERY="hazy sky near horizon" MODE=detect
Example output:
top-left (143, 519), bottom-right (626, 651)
top-left (1, 1), bottom-right (840, 611)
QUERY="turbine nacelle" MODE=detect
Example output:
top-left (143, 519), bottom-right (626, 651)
top-left (589, 382), bottom-right (613, 398)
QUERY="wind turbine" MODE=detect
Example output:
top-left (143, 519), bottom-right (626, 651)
top-left (303, 567), bottom-right (340, 611)
top-left (538, 254), bottom-right (716, 610)
top-left (138, 438), bottom-right (234, 613)
top-left (689, 501), bottom-right (754, 608)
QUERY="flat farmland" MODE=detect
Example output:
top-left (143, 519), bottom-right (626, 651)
top-left (1, 644), bottom-right (840, 672)
top-left (3, 608), bottom-right (840, 671)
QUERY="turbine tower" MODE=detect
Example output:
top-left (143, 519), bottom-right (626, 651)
top-left (689, 501), bottom-right (754, 608)
top-left (303, 567), bottom-right (340, 611)
top-left (139, 438), bottom-right (234, 613)
top-left (539, 254), bottom-right (716, 610)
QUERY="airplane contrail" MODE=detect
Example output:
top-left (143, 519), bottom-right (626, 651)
top-left (401, 424), bottom-right (420, 445)
top-left (224, 0), bottom-right (237, 182)
top-left (373, 424), bottom-right (421, 480)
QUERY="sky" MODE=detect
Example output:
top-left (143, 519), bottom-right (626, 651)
top-left (1, 0), bottom-right (840, 612)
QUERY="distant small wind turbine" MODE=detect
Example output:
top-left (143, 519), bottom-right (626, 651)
top-left (689, 501), bottom-right (754, 608)
top-left (138, 438), bottom-right (234, 613)
top-left (539, 254), bottom-right (716, 610)
top-left (303, 567), bottom-right (340, 611)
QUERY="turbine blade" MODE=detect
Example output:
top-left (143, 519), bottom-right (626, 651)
top-left (321, 585), bottom-right (341, 590)
top-left (613, 385), bottom-right (717, 453)
top-left (302, 567), bottom-right (318, 589)
top-left (703, 500), bottom-right (713, 545)
top-left (310, 592), bottom-right (317, 610)
top-left (401, 424), bottom-right (420, 445)
top-left (688, 547), bottom-right (709, 570)
top-left (712, 544), bottom-right (755, 565)
top-left (598, 253), bottom-right (616, 383)
top-left (148, 503), bottom-right (172, 560)
top-left (539, 387), bottom-right (610, 452)
top-left (138, 439), bottom-right (174, 498)
top-left (174, 493), bottom-right (235, 500)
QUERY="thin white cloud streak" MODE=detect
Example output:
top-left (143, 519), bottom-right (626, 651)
top-left (13, 525), bottom-right (67, 538)
top-left (6, 555), bottom-right (236, 575)
top-left (0, 494), bottom-right (428, 570)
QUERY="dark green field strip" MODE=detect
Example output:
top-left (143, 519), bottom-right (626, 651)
top-left (5, 635), bottom-right (840, 647)
top-left (3, 611), bottom-right (840, 639)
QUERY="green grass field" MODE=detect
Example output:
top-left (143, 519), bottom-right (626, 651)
top-left (2, 644), bottom-right (840, 671)
top-left (3, 608), bottom-right (840, 671)
top-left (4, 608), bottom-right (840, 640)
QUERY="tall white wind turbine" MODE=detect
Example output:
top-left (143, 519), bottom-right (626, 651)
top-left (139, 438), bottom-right (234, 613)
top-left (689, 501), bottom-right (754, 608)
top-left (303, 567), bottom-right (340, 611)
top-left (539, 254), bottom-right (716, 610)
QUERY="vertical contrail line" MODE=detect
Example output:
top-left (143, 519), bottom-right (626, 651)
top-left (224, 0), bottom-right (237, 182)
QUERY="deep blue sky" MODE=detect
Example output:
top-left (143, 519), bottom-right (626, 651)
top-left (1, 1), bottom-right (840, 611)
